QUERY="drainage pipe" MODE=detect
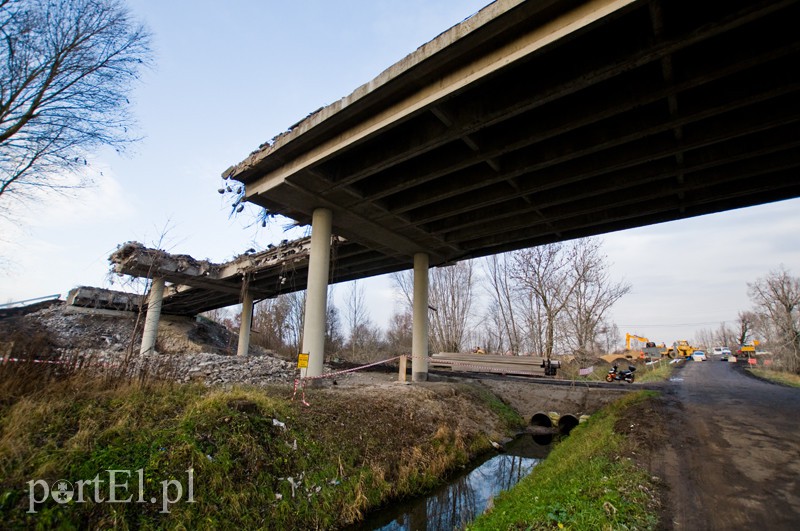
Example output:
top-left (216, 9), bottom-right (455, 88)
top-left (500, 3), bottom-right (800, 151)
top-left (557, 414), bottom-right (580, 435)
top-left (530, 412), bottom-right (553, 428)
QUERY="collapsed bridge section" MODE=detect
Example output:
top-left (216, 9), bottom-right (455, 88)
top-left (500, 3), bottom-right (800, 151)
top-left (108, 235), bottom-right (393, 316)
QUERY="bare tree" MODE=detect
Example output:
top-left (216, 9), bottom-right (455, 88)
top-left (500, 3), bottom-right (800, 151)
top-left (694, 328), bottom-right (715, 351)
top-left (325, 298), bottom-right (344, 358)
top-left (428, 262), bottom-right (474, 353)
top-left (284, 290), bottom-right (305, 356)
top-left (344, 280), bottom-right (371, 358)
top-left (0, 0), bottom-right (151, 204)
top-left (563, 238), bottom-right (631, 362)
top-left (386, 309), bottom-right (412, 355)
top-left (511, 243), bottom-right (579, 360)
top-left (748, 267), bottom-right (800, 373)
top-left (597, 320), bottom-right (621, 354)
top-left (252, 296), bottom-right (291, 353)
top-left (518, 287), bottom-right (548, 356)
top-left (392, 261), bottom-right (476, 354)
top-left (713, 321), bottom-right (737, 349)
top-left (735, 311), bottom-right (757, 347)
top-left (483, 254), bottom-right (523, 355)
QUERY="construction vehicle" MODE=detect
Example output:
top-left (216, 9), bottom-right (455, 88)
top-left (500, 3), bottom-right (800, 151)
top-left (624, 333), bottom-right (668, 359)
top-left (625, 333), bottom-right (649, 351)
top-left (668, 340), bottom-right (697, 359)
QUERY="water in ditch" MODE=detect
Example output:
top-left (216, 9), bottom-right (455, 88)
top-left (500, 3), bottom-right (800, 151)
top-left (347, 434), bottom-right (554, 531)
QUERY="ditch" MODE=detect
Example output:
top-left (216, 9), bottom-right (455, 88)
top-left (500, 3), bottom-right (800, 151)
top-left (346, 434), bottom-right (555, 531)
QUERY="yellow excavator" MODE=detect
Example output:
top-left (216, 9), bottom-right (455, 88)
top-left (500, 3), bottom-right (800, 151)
top-left (625, 333), bottom-right (650, 351)
top-left (625, 333), bottom-right (668, 358)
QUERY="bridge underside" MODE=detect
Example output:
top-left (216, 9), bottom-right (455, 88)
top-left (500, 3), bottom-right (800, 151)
top-left (228, 0), bottom-right (800, 277)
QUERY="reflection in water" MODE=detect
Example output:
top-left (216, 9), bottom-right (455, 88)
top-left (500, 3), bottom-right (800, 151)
top-left (349, 436), bottom-right (551, 531)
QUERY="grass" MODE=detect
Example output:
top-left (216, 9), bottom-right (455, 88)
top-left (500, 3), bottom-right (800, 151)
top-left (468, 391), bottom-right (661, 531)
top-left (748, 368), bottom-right (800, 388)
top-left (559, 357), bottom-right (675, 384)
top-left (635, 359), bottom-right (675, 383)
top-left (0, 373), bottom-right (521, 529)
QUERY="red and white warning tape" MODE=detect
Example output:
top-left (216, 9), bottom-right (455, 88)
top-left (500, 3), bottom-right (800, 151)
top-left (3, 357), bottom-right (65, 365)
top-left (291, 355), bottom-right (403, 406)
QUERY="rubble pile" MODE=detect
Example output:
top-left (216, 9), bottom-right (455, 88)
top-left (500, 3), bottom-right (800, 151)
top-left (1, 302), bottom-right (299, 386)
top-left (169, 352), bottom-right (297, 385)
top-left (25, 304), bottom-right (136, 350)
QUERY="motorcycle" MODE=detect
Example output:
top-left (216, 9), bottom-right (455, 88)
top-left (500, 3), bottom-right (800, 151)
top-left (606, 364), bottom-right (636, 383)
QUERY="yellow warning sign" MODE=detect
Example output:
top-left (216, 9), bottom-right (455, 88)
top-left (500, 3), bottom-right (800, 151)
top-left (297, 353), bottom-right (309, 369)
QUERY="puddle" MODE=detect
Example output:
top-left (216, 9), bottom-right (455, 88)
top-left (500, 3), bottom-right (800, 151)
top-left (346, 435), bottom-right (552, 530)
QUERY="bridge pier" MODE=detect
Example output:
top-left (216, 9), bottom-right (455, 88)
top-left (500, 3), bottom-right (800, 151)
top-left (300, 207), bottom-right (332, 378)
top-left (140, 277), bottom-right (165, 355)
top-left (411, 252), bottom-right (429, 382)
top-left (236, 287), bottom-right (254, 356)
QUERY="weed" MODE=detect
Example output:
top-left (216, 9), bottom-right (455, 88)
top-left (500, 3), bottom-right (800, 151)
top-left (468, 392), bottom-right (661, 530)
top-left (0, 374), bottom-right (512, 529)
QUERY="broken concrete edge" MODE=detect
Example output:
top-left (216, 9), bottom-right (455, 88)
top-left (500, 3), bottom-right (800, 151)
top-left (223, 0), bottom-right (526, 181)
top-left (67, 286), bottom-right (143, 312)
top-left (108, 236), bottom-right (343, 282)
top-left (109, 242), bottom-right (225, 279)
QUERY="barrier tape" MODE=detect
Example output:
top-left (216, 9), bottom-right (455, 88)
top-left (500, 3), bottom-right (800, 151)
top-left (3, 357), bottom-right (65, 365)
top-left (291, 355), bottom-right (404, 406)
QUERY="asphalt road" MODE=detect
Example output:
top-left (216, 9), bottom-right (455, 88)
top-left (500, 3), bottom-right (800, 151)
top-left (658, 359), bottom-right (800, 530)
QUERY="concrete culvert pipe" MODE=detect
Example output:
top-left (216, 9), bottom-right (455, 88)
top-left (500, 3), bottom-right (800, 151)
top-left (558, 414), bottom-right (580, 435)
top-left (531, 412), bottom-right (553, 428)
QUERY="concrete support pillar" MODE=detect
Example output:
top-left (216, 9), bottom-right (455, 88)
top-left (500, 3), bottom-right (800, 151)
top-left (236, 288), bottom-right (254, 357)
top-left (140, 277), bottom-right (165, 355)
top-left (412, 252), bottom-right (429, 382)
top-left (301, 208), bottom-right (332, 378)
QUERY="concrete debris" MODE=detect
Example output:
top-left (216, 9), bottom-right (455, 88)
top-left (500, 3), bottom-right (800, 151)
top-left (1, 302), bottom-right (298, 386)
top-left (67, 286), bottom-right (142, 312)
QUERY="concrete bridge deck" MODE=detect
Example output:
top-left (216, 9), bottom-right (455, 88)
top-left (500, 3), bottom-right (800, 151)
top-left (227, 0), bottom-right (800, 275)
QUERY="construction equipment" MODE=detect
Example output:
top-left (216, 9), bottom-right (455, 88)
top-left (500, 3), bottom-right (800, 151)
top-left (624, 333), bottom-right (668, 359)
top-left (625, 333), bottom-right (650, 351)
top-left (642, 341), bottom-right (669, 359)
top-left (668, 340), bottom-right (697, 359)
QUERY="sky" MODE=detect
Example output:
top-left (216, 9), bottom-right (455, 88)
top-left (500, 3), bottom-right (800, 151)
top-left (0, 0), bottom-right (798, 347)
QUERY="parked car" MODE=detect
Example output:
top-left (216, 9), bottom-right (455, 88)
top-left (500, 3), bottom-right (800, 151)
top-left (692, 350), bottom-right (707, 361)
top-left (728, 354), bottom-right (738, 363)
top-left (712, 346), bottom-right (732, 356)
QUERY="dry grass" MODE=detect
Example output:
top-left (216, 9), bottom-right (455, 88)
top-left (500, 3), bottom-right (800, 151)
top-left (749, 368), bottom-right (800, 388)
top-left (0, 370), bottom-right (521, 529)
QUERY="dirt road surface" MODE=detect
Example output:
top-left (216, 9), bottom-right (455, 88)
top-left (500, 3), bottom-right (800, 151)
top-left (657, 360), bottom-right (800, 530)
